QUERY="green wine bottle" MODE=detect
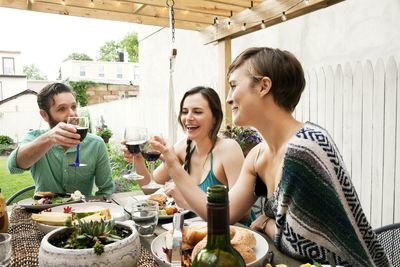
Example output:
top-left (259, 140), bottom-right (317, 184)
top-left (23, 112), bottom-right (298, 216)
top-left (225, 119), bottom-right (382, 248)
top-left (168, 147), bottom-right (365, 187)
top-left (192, 185), bottom-right (245, 267)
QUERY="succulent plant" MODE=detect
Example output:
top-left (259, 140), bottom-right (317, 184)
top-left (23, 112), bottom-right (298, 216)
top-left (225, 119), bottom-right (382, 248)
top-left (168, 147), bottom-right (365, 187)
top-left (63, 219), bottom-right (122, 255)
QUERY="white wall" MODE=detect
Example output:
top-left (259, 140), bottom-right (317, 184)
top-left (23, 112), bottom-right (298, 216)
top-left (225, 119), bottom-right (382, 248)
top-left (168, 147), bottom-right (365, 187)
top-left (232, 0), bottom-right (400, 70)
top-left (0, 77), bottom-right (27, 99)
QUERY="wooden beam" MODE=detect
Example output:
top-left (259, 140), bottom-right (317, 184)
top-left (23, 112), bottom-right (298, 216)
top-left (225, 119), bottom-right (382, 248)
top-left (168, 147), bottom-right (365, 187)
top-left (218, 38), bottom-right (232, 128)
top-left (0, 0), bottom-right (209, 31)
top-left (137, 5), bottom-right (227, 25)
top-left (200, 0), bottom-right (345, 44)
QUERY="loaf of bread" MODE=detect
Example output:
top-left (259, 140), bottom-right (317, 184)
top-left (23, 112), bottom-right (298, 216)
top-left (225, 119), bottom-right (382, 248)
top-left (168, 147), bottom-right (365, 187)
top-left (231, 227), bottom-right (257, 248)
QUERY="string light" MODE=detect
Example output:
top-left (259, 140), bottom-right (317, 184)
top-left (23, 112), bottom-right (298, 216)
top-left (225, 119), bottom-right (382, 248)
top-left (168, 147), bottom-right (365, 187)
top-left (62, 0), bottom-right (65, 5)
top-left (281, 11), bottom-right (287, 21)
top-left (214, 0), bottom-right (307, 31)
top-left (91, 0), bottom-right (94, 6)
top-left (261, 20), bottom-right (266, 29)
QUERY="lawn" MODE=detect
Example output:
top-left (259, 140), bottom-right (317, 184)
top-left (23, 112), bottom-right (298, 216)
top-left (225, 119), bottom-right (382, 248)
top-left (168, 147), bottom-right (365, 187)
top-left (0, 157), bottom-right (34, 200)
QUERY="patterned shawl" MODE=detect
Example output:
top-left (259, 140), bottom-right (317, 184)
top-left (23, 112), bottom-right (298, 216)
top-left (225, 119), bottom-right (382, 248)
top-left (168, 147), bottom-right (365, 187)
top-left (272, 122), bottom-right (390, 266)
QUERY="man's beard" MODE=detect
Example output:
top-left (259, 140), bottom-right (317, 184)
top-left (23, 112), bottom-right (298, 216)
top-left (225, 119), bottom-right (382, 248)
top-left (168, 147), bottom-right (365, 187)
top-left (47, 112), bottom-right (63, 128)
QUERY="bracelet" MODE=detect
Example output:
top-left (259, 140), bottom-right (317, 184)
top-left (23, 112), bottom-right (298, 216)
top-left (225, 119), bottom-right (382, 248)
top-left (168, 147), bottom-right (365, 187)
top-left (261, 217), bottom-right (272, 231)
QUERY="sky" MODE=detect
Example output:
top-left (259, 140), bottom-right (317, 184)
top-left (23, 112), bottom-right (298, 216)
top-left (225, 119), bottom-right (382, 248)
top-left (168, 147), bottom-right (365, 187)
top-left (0, 7), bottom-right (143, 80)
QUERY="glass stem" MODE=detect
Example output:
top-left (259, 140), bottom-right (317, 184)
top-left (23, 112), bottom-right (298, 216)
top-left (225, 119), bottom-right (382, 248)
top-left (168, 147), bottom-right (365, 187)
top-left (75, 143), bottom-right (80, 166)
top-left (150, 162), bottom-right (155, 183)
top-left (132, 156), bottom-right (137, 174)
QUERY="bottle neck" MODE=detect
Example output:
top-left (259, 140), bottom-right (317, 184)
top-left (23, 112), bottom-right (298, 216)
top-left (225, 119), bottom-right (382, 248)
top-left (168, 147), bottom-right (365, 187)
top-left (207, 202), bottom-right (230, 247)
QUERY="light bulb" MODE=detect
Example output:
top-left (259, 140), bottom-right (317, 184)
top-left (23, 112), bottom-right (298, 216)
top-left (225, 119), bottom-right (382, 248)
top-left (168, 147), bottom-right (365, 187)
top-left (118, 1), bottom-right (120, 5)
top-left (261, 20), bottom-right (266, 29)
top-left (227, 21), bottom-right (231, 30)
top-left (281, 11), bottom-right (287, 21)
top-left (242, 23), bottom-right (246, 31)
top-left (214, 17), bottom-right (219, 24)
top-left (304, 0), bottom-right (310, 5)
top-left (62, 0), bottom-right (65, 5)
top-left (91, 0), bottom-right (94, 6)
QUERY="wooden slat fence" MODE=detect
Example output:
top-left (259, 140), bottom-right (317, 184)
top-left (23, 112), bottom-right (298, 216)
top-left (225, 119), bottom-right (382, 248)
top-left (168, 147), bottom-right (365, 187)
top-left (294, 57), bottom-right (400, 228)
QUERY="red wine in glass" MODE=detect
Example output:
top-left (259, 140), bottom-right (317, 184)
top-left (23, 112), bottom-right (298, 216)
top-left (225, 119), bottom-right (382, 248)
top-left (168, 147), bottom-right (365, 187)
top-left (67, 116), bottom-right (89, 167)
top-left (124, 127), bottom-right (147, 180)
top-left (141, 136), bottom-right (163, 190)
top-left (126, 140), bottom-right (146, 155)
top-left (76, 127), bottom-right (88, 141)
top-left (142, 151), bottom-right (161, 162)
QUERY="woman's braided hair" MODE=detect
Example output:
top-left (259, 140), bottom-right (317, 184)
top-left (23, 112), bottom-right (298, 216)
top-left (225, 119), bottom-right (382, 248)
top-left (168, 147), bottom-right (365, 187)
top-left (178, 86), bottom-right (223, 172)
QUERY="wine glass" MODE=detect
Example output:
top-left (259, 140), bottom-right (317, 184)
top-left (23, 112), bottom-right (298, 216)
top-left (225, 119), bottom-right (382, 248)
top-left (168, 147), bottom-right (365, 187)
top-left (124, 127), bottom-right (147, 180)
top-left (67, 116), bottom-right (89, 167)
top-left (141, 133), bottom-right (163, 190)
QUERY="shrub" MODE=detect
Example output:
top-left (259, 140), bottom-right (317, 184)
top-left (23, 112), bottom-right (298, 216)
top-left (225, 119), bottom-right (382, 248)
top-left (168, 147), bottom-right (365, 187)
top-left (96, 128), bottom-right (113, 139)
top-left (221, 125), bottom-right (263, 155)
top-left (0, 135), bottom-right (13, 145)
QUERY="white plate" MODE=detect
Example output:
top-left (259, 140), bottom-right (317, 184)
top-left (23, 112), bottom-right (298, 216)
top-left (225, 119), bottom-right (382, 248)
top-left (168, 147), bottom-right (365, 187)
top-left (18, 197), bottom-right (82, 211)
top-left (36, 202), bottom-right (128, 234)
top-left (151, 225), bottom-right (269, 267)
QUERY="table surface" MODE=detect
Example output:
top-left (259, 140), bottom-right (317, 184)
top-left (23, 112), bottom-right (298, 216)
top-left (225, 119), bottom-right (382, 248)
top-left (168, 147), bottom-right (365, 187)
top-left (8, 190), bottom-right (303, 266)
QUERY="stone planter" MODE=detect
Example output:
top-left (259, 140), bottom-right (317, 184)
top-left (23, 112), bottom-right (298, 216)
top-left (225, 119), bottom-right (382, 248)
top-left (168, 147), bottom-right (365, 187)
top-left (38, 221), bottom-right (140, 267)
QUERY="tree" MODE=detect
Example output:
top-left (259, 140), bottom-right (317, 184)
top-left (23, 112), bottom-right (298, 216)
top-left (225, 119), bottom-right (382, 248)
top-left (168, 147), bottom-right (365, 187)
top-left (120, 32), bottom-right (138, 62)
top-left (97, 40), bottom-right (121, 62)
top-left (97, 32), bottom-right (138, 62)
top-left (23, 64), bottom-right (48, 80)
top-left (64, 53), bottom-right (93, 62)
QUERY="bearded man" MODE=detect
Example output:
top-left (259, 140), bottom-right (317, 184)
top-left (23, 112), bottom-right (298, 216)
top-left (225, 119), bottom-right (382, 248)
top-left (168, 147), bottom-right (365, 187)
top-left (8, 83), bottom-right (114, 196)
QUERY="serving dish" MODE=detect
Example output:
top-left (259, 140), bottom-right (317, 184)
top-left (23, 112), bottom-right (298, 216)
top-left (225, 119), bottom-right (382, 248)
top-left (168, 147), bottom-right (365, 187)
top-left (151, 225), bottom-right (269, 267)
top-left (36, 202), bottom-right (128, 234)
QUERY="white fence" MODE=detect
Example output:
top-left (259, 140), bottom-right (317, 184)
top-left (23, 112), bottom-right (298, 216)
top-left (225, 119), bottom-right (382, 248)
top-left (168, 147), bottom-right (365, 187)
top-left (294, 57), bottom-right (400, 228)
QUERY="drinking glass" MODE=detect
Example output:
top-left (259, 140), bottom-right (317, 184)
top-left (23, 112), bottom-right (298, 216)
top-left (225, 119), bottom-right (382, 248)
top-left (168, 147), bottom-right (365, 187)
top-left (141, 134), bottom-right (163, 190)
top-left (0, 233), bottom-right (11, 267)
top-left (131, 200), bottom-right (159, 236)
top-left (67, 116), bottom-right (89, 167)
top-left (124, 127), bottom-right (147, 180)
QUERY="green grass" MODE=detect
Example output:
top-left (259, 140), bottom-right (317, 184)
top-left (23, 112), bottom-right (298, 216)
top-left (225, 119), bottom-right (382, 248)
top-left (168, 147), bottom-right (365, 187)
top-left (0, 157), bottom-right (34, 200)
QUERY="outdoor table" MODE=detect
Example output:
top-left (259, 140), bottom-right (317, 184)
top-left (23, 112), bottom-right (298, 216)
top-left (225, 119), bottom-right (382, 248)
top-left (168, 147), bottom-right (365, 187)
top-left (6, 190), bottom-right (303, 266)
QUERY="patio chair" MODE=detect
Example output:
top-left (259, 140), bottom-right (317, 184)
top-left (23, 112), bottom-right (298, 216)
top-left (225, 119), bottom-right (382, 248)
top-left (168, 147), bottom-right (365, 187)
top-left (374, 222), bottom-right (400, 267)
top-left (6, 185), bottom-right (35, 205)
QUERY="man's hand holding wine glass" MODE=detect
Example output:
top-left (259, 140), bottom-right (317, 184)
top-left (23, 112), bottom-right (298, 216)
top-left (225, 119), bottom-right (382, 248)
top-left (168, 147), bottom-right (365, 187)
top-left (46, 122), bottom-right (81, 148)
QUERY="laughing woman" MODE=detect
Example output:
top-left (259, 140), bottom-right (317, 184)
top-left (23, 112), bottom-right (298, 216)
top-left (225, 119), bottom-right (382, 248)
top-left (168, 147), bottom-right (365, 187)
top-left (151, 48), bottom-right (389, 266)
top-left (122, 86), bottom-right (253, 224)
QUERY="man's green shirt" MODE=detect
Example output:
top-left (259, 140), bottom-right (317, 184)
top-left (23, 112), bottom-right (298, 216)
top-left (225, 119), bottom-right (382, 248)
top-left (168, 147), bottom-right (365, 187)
top-left (8, 129), bottom-right (114, 196)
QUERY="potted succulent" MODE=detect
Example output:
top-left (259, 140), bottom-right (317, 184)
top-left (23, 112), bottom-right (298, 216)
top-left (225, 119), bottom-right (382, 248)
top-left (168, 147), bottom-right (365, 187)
top-left (221, 125), bottom-right (263, 157)
top-left (38, 219), bottom-right (140, 267)
top-left (96, 128), bottom-right (113, 143)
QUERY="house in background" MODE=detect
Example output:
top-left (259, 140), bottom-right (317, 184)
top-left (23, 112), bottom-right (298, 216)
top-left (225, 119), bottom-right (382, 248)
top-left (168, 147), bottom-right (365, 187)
top-left (61, 58), bottom-right (139, 105)
top-left (0, 50), bottom-right (27, 100)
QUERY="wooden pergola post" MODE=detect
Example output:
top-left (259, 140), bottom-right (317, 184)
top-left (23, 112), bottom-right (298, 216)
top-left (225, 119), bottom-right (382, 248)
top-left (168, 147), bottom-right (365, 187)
top-left (217, 38), bottom-right (232, 128)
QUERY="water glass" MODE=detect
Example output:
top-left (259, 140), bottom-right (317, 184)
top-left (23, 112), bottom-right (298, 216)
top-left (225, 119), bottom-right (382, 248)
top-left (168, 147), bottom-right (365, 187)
top-left (0, 233), bottom-right (11, 267)
top-left (131, 200), bottom-right (159, 237)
